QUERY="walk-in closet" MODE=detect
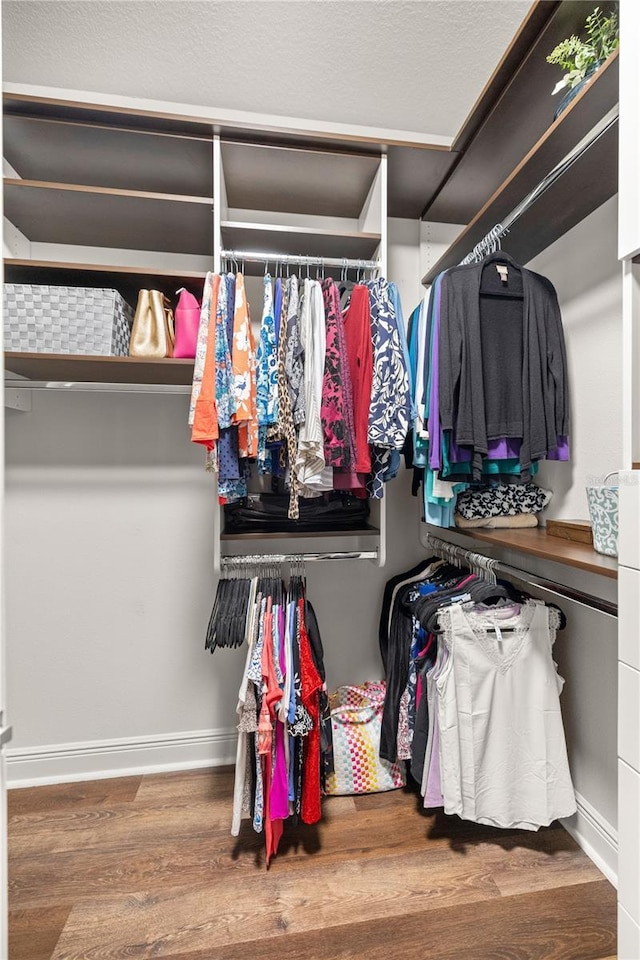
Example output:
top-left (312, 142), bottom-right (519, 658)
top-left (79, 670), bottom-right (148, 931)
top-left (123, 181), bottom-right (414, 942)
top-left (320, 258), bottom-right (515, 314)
top-left (0, 1), bottom-right (638, 958)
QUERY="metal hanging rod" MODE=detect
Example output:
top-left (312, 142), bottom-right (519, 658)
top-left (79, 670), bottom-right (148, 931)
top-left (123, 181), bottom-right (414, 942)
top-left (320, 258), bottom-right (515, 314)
top-left (220, 250), bottom-right (381, 270)
top-left (460, 105), bottom-right (619, 266)
top-left (5, 380), bottom-right (191, 395)
top-left (425, 533), bottom-right (617, 619)
top-left (221, 550), bottom-right (378, 564)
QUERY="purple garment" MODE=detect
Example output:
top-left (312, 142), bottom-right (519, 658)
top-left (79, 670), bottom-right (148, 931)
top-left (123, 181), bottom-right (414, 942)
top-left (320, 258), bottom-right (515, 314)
top-left (218, 273), bottom-right (241, 481)
top-left (278, 604), bottom-right (287, 676)
top-left (337, 289), bottom-right (358, 468)
top-left (333, 469), bottom-right (367, 491)
top-left (449, 434), bottom-right (522, 463)
top-left (270, 719), bottom-right (290, 820)
top-left (428, 276), bottom-right (443, 470)
top-left (270, 600), bottom-right (289, 821)
top-left (449, 433), bottom-right (569, 463)
top-left (546, 436), bottom-right (570, 461)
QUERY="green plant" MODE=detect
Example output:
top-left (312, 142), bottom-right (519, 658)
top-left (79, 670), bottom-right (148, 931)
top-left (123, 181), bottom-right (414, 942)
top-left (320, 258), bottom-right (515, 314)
top-left (547, 6), bottom-right (619, 96)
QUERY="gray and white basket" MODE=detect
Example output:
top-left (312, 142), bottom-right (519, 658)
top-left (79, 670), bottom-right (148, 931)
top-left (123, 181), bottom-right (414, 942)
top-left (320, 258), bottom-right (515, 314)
top-left (586, 471), bottom-right (619, 557)
top-left (3, 284), bottom-right (134, 356)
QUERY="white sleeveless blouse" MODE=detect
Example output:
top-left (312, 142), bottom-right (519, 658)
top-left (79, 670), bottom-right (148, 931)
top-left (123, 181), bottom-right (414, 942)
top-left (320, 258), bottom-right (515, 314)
top-left (436, 600), bottom-right (577, 831)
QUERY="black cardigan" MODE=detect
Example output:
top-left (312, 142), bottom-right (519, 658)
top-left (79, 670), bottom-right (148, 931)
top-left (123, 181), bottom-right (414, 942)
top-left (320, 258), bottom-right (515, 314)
top-left (438, 251), bottom-right (569, 477)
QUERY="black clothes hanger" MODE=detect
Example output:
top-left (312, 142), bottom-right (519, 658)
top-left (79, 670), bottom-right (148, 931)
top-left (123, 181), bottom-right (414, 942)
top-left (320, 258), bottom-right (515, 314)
top-left (206, 573), bottom-right (252, 651)
top-left (379, 555), bottom-right (447, 660)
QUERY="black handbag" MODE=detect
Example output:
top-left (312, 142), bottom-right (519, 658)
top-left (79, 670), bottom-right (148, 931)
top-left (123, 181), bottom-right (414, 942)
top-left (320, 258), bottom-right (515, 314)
top-left (223, 492), bottom-right (370, 534)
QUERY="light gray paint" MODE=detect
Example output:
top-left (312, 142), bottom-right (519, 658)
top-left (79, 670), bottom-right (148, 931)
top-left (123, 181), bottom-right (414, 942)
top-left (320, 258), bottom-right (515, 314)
top-left (532, 197), bottom-right (623, 523)
top-left (1, 0), bottom-right (531, 140)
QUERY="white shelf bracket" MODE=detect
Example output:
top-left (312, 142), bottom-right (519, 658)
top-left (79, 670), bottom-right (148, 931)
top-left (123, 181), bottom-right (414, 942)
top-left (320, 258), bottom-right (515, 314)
top-left (4, 385), bottom-right (32, 412)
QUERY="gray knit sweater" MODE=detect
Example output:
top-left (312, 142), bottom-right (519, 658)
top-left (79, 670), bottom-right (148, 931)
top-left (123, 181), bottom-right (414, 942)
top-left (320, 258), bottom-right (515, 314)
top-left (438, 251), bottom-right (569, 478)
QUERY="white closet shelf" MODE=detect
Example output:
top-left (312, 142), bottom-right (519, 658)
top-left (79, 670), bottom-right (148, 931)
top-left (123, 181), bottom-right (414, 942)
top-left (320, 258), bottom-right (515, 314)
top-left (4, 179), bottom-right (214, 256)
top-left (220, 221), bottom-right (381, 264)
top-left (4, 352), bottom-right (194, 386)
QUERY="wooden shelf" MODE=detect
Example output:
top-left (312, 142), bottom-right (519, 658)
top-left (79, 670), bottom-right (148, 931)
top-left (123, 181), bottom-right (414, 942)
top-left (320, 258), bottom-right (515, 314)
top-left (2, 90), bottom-right (455, 220)
top-left (441, 526), bottom-right (618, 580)
top-left (4, 352), bottom-right (194, 385)
top-left (422, 50), bottom-right (619, 284)
top-left (3, 115), bottom-right (213, 197)
top-left (3, 259), bottom-right (208, 306)
top-left (221, 526), bottom-right (380, 541)
top-left (220, 221), bottom-right (380, 262)
top-left (4, 179), bottom-right (214, 256)
top-left (221, 141), bottom-right (379, 219)
top-left (425, 0), bottom-right (608, 224)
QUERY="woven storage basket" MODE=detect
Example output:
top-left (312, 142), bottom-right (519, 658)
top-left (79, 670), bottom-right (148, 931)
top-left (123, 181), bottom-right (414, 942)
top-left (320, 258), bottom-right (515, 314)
top-left (586, 472), bottom-right (619, 557)
top-left (3, 284), bottom-right (134, 356)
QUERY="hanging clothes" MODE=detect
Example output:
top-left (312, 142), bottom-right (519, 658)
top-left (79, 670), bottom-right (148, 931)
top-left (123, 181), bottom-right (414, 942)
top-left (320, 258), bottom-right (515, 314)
top-left (320, 277), bottom-right (352, 469)
top-left (207, 562), bottom-right (330, 866)
top-left (342, 284), bottom-right (373, 476)
top-left (380, 557), bottom-right (575, 831)
top-left (296, 278), bottom-right (333, 495)
top-left (438, 252), bottom-right (569, 476)
top-left (256, 274), bottom-right (279, 474)
top-left (435, 599), bottom-right (576, 829)
top-left (405, 251), bottom-right (570, 526)
top-left (191, 273), bottom-right (221, 452)
top-left (188, 269), bottom-right (412, 518)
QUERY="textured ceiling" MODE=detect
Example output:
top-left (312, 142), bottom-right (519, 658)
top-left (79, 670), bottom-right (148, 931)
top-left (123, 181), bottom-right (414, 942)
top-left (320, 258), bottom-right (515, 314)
top-left (2, 0), bottom-right (532, 141)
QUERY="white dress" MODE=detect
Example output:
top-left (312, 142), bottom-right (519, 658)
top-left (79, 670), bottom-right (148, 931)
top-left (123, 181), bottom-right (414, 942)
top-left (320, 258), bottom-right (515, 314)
top-left (436, 599), bottom-right (577, 831)
top-left (295, 279), bottom-right (333, 494)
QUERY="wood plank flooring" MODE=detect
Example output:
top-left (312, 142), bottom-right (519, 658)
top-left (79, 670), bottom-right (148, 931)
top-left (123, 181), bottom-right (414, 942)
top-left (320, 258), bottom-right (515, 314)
top-left (8, 768), bottom-right (617, 960)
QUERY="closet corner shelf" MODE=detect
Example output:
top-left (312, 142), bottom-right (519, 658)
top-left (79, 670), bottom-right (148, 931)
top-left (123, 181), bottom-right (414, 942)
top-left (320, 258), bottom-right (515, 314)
top-left (4, 352), bottom-right (194, 386)
top-left (443, 526), bottom-right (618, 580)
top-left (422, 49), bottom-right (619, 284)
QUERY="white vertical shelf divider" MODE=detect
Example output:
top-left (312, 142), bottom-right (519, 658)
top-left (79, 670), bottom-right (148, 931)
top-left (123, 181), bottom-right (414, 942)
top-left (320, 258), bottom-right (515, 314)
top-left (212, 132), bottom-right (223, 575)
top-left (213, 133), bottom-right (223, 275)
top-left (618, 2), bottom-right (640, 957)
top-left (622, 259), bottom-right (640, 469)
top-left (376, 154), bottom-right (388, 566)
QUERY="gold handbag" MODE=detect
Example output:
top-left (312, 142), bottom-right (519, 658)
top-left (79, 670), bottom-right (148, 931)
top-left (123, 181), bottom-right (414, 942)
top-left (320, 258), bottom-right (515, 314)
top-left (129, 289), bottom-right (175, 358)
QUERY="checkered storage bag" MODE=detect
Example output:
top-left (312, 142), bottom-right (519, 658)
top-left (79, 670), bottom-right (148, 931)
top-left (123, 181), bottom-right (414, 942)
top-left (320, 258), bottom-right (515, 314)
top-left (325, 681), bottom-right (406, 795)
top-left (3, 284), bottom-right (134, 355)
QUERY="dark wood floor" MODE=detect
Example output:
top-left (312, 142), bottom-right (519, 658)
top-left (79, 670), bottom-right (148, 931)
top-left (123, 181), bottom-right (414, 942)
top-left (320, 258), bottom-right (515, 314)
top-left (8, 767), bottom-right (617, 960)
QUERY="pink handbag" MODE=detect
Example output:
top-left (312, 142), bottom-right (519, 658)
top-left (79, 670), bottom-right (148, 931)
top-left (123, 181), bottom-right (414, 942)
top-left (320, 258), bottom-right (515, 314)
top-left (173, 288), bottom-right (201, 359)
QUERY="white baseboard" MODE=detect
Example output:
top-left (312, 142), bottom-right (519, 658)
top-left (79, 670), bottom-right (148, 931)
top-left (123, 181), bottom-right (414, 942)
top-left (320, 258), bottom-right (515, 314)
top-left (6, 727), bottom-right (238, 788)
top-left (561, 790), bottom-right (618, 887)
